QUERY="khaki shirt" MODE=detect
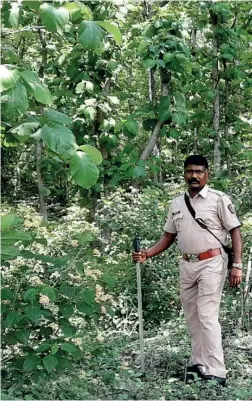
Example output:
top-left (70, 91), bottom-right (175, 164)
top-left (164, 185), bottom-right (241, 254)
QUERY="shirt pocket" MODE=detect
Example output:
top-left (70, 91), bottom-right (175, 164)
top-left (172, 212), bottom-right (184, 232)
top-left (196, 211), bottom-right (222, 230)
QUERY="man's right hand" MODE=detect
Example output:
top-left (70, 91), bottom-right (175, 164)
top-left (132, 250), bottom-right (148, 263)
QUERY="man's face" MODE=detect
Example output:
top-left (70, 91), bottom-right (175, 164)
top-left (184, 164), bottom-right (208, 191)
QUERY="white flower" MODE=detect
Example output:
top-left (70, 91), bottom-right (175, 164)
top-left (39, 294), bottom-right (50, 306)
top-left (96, 333), bottom-right (104, 343)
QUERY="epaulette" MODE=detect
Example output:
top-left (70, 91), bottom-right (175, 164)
top-left (208, 188), bottom-right (225, 198)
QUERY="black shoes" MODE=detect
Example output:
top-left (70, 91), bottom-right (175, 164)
top-left (203, 375), bottom-right (226, 386)
top-left (177, 365), bottom-right (226, 386)
top-left (187, 364), bottom-right (203, 375)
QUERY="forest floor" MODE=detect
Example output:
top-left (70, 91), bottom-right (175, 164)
top-left (4, 315), bottom-right (251, 400)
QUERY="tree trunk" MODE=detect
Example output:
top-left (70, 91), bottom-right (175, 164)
top-left (223, 63), bottom-right (232, 178)
top-left (36, 28), bottom-right (48, 220)
top-left (36, 141), bottom-right (48, 222)
top-left (211, 16), bottom-right (221, 175)
top-left (148, 68), bottom-right (156, 104)
top-left (140, 72), bottom-right (169, 161)
top-left (193, 127), bottom-right (198, 153)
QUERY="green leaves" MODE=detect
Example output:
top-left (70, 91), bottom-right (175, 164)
top-left (143, 58), bottom-right (156, 68)
top-left (24, 306), bottom-right (42, 324)
top-left (157, 96), bottom-right (171, 122)
top-left (40, 3), bottom-right (69, 33)
top-left (70, 151), bottom-right (99, 189)
top-left (96, 21), bottom-right (122, 45)
top-left (4, 311), bottom-right (23, 328)
top-left (1, 214), bottom-right (15, 230)
top-left (1, 246), bottom-right (20, 261)
top-left (79, 21), bottom-right (104, 51)
top-left (132, 160), bottom-right (146, 178)
top-left (45, 108), bottom-right (72, 127)
top-left (1, 288), bottom-right (14, 301)
top-left (125, 116), bottom-right (138, 136)
top-left (0, 66), bottom-right (19, 92)
top-left (43, 355), bottom-right (58, 373)
top-left (163, 53), bottom-right (173, 63)
top-left (78, 145), bottom-right (102, 165)
top-left (24, 355), bottom-right (41, 372)
top-left (61, 343), bottom-right (80, 355)
top-left (1, 231), bottom-right (32, 246)
top-left (79, 21), bottom-right (122, 50)
top-left (15, 329), bottom-right (30, 345)
top-left (41, 125), bottom-right (77, 158)
top-left (3, 82), bottom-right (29, 118)
top-left (20, 70), bottom-right (53, 105)
top-left (11, 121), bottom-right (41, 140)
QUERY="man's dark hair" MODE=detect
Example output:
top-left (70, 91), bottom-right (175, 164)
top-left (184, 155), bottom-right (208, 169)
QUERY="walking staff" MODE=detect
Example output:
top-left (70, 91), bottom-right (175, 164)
top-left (133, 233), bottom-right (145, 373)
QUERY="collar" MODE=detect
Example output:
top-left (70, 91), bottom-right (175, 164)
top-left (186, 184), bottom-right (208, 199)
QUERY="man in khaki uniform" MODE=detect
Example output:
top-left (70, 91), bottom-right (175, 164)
top-left (133, 155), bottom-right (243, 386)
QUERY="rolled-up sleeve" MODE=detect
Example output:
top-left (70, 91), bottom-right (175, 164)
top-left (218, 195), bottom-right (241, 232)
top-left (164, 202), bottom-right (177, 234)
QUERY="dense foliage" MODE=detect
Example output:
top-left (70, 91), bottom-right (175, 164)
top-left (1, 1), bottom-right (252, 400)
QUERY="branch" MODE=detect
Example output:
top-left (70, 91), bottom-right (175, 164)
top-left (140, 69), bottom-right (169, 161)
top-left (140, 120), bottom-right (163, 161)
top-left (1, 26), bottom-right (46, 35)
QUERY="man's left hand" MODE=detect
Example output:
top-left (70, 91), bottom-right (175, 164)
top-left (229, 267), bottom-right (242, 287)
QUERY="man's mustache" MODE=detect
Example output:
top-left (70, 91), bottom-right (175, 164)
top-left (189, 179), bottom-right (200, 184)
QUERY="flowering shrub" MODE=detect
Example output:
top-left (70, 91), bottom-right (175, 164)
top-left (1, 206), bottom-right (116, 381)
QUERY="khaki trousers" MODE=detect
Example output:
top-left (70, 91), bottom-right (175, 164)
top-left (179, 253), bottom-right (228, 378)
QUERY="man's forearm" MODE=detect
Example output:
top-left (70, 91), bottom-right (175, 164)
top-left (230, 227), bottom-right (243, 263)
top-left (146, 232), bottom-right (176, 258)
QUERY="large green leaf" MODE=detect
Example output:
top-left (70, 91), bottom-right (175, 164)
top-left (41, 124), bottom-right (77, 158)
top-left (64, 2), bottom-right (93, 22)
top-left (23, 288), bottom-right (39, 303)
top-left (22, 1), bottom-right (40, 11)
top-left (81, 288), bottom-right (95, 305)
top-left (61, 343), bottom-right (80, 355)
top-left (59, 304), bottom-right (74, 319)
top-left (0, 66), bottom-right (19, 92)
top-left (4, 311), bottom-right (23, 328)
top-left (20, 70), bottom-right (53, 105)
top-left (1, 246), bottom-right (20, 261)
top-left (43, 355), bottom-right (58, 373)
top-left (125, 117), bottom-right (138, 135)
top-left (15, 329), bottom-right (30, 345)
top-left (78, 145), bottom-right (102, 165)
top-left (1, 231), bottom-right (32, 246)
top-left (78, 21), bottom-right (104, 51)
top-left (157, 96), bottom-right (171, 122)
top-left (102, 274), bottom-right (116, 290)
top-left (45, 108), bottom-right (72, 127)
top-left (3, 82), bottom-right (29, 118)
top-left (11, 121), bottom-right (41, 139)
top-left (69, 151), bottom-right (99, 188)
top-left (40, 3), bottom-right (69, 33)
top-left (1, 288), bottom-right (14, 301)
top-left (23, 355), bottom-right (41, 372)
top-left (24, 306), bottom-right (42, 324)
top-left (96, 21), bottom-right (122, 45)
top-left (1, 214), bottom-right (15, 230)
top-left (143, 58), bottom-right (156, 68)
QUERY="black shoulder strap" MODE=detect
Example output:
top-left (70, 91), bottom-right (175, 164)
top-left (184, 193), bottom-right (225, 248)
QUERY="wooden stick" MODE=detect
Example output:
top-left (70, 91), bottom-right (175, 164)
top-left (136, 261), bottom-right (145, 372)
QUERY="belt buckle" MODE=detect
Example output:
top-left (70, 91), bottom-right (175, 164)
top-left (188, 254), bottom-right (199, 262)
